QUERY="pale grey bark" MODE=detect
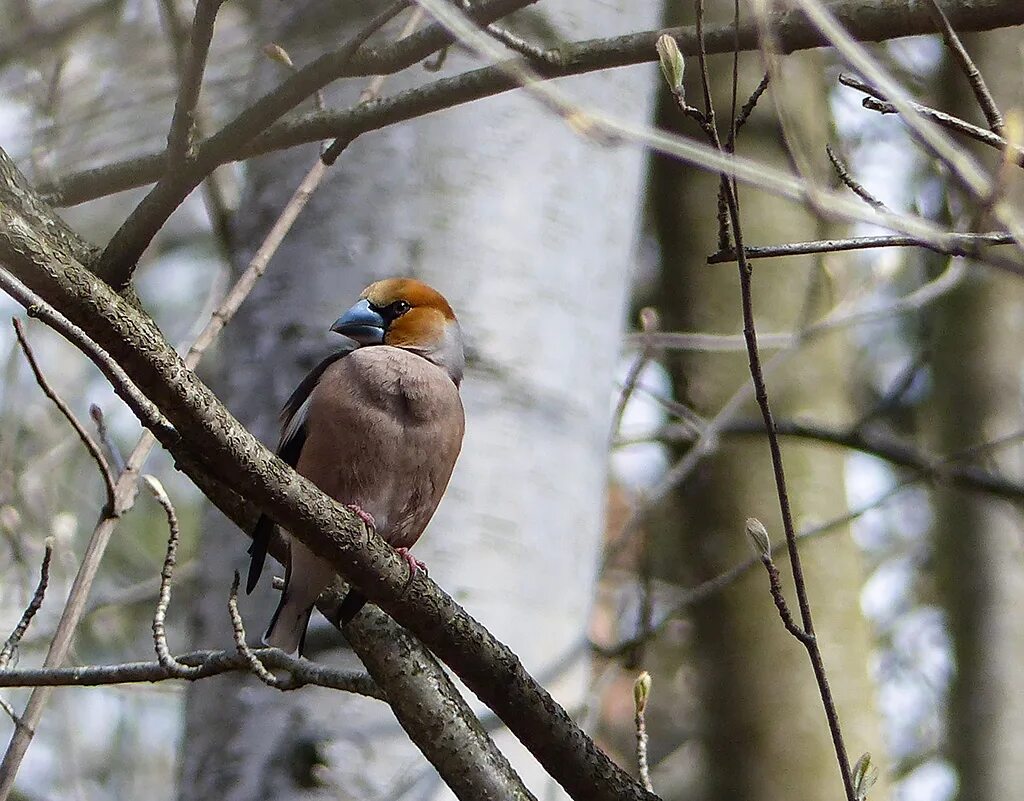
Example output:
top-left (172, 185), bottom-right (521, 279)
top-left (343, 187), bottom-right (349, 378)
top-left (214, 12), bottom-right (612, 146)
top-left (179, 1), bottom-right (661, 799)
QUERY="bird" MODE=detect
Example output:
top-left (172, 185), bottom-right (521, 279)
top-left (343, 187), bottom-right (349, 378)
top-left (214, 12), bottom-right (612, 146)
top-left (246, 278), bottom-right (465, 655)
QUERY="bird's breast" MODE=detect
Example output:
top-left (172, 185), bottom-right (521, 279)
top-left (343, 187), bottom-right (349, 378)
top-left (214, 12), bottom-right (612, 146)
top-left (298, 346), bottom-right (464, 543)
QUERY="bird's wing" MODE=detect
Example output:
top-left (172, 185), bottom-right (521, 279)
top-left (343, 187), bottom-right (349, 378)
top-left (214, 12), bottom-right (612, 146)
top-left (246, 350), bottom-right (351, 594)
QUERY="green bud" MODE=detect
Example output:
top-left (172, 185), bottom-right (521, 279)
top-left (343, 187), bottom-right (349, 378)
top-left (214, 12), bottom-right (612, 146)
top-left (656, 34), bottom-right (684, 93)
top-left (633, 671), bottom-right (652, 714)
top-left (745, 517), bottom-right (771, 560)
top-left (263, 43), bottom-right (295, 69)
top-left (852, 753), bottom-right (878, 801)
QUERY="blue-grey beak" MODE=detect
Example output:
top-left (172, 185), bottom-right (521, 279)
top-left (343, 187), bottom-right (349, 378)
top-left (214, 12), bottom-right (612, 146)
top-left (330, 298), bottom-right (386, 345)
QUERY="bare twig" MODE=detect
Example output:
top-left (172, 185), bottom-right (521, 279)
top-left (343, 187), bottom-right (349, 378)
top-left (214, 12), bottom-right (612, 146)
top-left (667, 11), bottom-right (857, 797)
top-left (156, 0), bottom-right (234, 255)
top-left (746, 519), bottom-right (812, 643)
top-left (597, 479), bottom-right (915, 658)
top-left (145, 475), bottom-right (204, 679)
top-left (825, 144), bottom-right (886, 209)
top-left (165, 0), bottom-right (225, 164)
top-left (0, 648), bottom-right (382, 697)
top-left (707, 230), bottom-right (1018, 266)
top-left (610, 307), bottom-right (659, 441)
top-left (0, 540), bottom-right (53, 670)
top-left (12, 318), bottom-right (116, 513)
top-left (89, 404), bottom-right (125, 475)
top-left (358, 7), bottom-right (427, 104)
top-left (924, 0), bottom-right (1004, 135)
top-left (0, 699), bottom-right (22, 732)
top-left (839, 73), bottom-right (1022, 165)
top-left (730, 72), bottom-right (770, 143)
top-left (790, 0), bottom-right (1024, 254)
top-left (0, 275), bottom-right (170, 437)
top-left (228, 571), bottom-right (287, 689)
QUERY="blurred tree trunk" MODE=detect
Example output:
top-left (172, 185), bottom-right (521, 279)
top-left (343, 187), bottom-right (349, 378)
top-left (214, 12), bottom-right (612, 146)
top-left (928, 30), bottom-right (1024, 801)
top-left (646, 18), bottom-right (886, 801)
top-left (178, 1), bottom-right (661, 799)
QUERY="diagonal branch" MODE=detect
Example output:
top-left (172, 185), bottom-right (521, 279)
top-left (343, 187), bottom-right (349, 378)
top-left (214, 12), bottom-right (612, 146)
top-left (924, 0), bottom-right (1004, 135)
top-left (1, 159), bottom-right (657, 801)
top-left (164, 0), bottom-right (224, 165)
top-left (36, 0), bottom-right (1024, 208)
top-left (12, 318), bottom-right (116, 512)
top-left (90, 0), bottom-right (531, 289)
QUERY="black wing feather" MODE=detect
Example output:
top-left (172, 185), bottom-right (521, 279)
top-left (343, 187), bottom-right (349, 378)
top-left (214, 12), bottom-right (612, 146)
top-left (246, 349), bottom-right (351, 595)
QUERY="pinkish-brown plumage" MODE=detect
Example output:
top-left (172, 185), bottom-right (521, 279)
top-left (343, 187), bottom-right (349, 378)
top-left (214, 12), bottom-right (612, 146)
top-left (249, 279), bottom-right (464, 655)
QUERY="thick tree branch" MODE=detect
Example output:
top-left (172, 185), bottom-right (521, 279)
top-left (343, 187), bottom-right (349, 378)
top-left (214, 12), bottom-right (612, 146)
top-left (0, 156), bottom-right (650, 801)
top-left (37, 0), bottom-right (1024, 208)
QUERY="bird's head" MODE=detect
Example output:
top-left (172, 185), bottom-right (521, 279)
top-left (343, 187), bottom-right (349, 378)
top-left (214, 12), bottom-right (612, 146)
top-left (331, 278), bottom-right (465, 385)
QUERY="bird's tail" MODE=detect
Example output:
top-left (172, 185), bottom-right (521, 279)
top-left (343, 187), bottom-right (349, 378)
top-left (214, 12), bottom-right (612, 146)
top-left (337, 590), bottom-right (368, 626)
top-left (263, 591), bottom-right (314, 656)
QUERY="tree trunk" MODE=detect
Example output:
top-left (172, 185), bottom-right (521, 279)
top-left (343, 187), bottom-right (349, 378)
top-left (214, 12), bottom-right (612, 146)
top-left (178, 1), bottom-right (661, 799)
top-left (929, 29), bottom-right (1024, 801)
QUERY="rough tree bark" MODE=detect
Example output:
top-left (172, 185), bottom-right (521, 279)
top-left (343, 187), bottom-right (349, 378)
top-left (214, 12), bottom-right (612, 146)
top-left (179, 0), bottom-right (661, 799)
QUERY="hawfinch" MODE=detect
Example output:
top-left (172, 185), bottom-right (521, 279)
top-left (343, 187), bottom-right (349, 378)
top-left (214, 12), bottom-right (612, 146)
top-left (247, 278), bottom-right (465, 655)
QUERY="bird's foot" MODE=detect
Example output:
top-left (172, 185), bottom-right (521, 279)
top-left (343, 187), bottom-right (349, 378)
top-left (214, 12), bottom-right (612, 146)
top-left (395, 547), bottom-right (427, 593)
top-left (345, 504), bottom-right (376, 530)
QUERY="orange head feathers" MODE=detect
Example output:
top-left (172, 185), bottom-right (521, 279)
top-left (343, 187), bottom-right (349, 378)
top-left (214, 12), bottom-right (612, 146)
top-left (331, 278), bottom-right (464, 384)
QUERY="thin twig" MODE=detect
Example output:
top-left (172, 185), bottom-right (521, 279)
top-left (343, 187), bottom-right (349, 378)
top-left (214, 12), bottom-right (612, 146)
top-left (157, 0), bottom-right (234, 256)
top-left (610, 307), bottom-right (659, 441)
top-left (839, 73), bottom-right (1021, 165)
top-left (12, 318), bottom-right (116, 513)
top-left (762, 554), bottom-right (811, 642)
top-left (0, 540), bottom-right (53, 670)
top-left (228, 571), bottom-right (287, 689)
top-left (358, 7), bottom-right (427, 104)
top-left (0, 276), bottom-right (170, 437)
top-left (730, 73), bottom-right (769, 142)
top-left (707, 230), bottom-right (1018, 265)
top-left (0, 648), bottom-right (382, 697)
top-left (89, 404), bottom-right (125, 475)
top-left (0, 698), bottom-right (23, 732)
top-left (825, 144), bottom-right (886, 209)
top-left (165, 0), bottom-right (225, 165)
top-left (145, 475), bottom-right (203, 678)
top-left (674, 10), bottom-right (857, 798)
top-left (484, 23), bottom-right (558, 64)
top-left (596, 479), bottom-right (916, 658)
top-left (924, 0), bottom-right (1004, 135)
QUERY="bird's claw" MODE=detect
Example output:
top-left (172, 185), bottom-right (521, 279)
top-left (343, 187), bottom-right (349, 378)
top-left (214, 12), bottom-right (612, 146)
top-left (396, 547), bottom-right (427, 594)
top-left (346, 504), bottom-right (376, 529)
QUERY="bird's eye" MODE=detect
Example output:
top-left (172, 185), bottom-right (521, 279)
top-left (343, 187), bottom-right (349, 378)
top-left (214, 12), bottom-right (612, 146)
top-left (390, 300), bottom-right (411, 316)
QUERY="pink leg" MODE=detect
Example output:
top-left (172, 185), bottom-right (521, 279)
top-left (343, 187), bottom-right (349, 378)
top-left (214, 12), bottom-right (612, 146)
top-left (395, 547), bottom-right (427, 593)
top-left (345, 504), bottom-right (375, 529)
